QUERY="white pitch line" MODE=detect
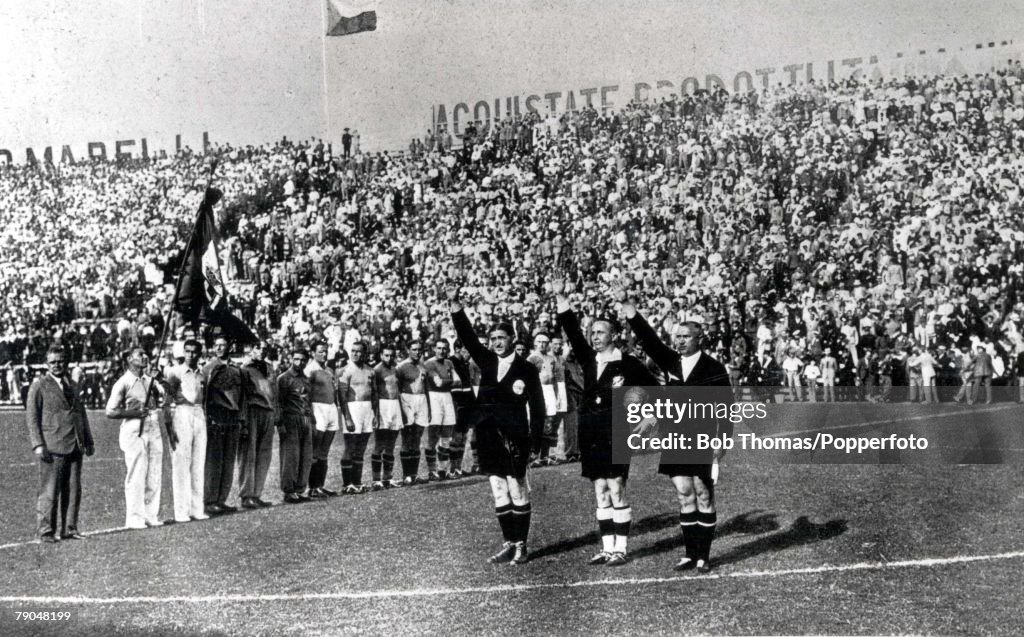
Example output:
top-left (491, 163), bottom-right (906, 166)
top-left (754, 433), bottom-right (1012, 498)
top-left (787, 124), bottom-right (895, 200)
top-left (1, 549), bottom-right (1022, 605)
top-left (0, 526), bottom-right (131, 550)
top-left (7, 457), bottom-right (122, 469)
top-left (766, 403), bottom-right (1015, 439)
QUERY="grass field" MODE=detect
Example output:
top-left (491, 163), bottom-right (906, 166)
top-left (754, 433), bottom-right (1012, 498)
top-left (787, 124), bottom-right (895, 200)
top-left (1, 406), bottom-right (1022, 636)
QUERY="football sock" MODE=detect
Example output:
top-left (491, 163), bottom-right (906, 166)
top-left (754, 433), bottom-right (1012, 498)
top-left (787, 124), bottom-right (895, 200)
top-left (449, 443), bottom-right (464, 473)
top-left (697, 510), bottom-right (718, 561)
top-left (308, 460), bottom-right (326, 490)
top-left (382, 453), bottom-right (395, 481)
top-left (351, 434), bottom-right (370, 485)
top-left (512, 503), bottom-right (532, 543)
top-left (679, 510), bottom-right (699, 560)
top-left (495, 504), bottom-right (514, 542)
top-left (370, 452), bottom-right (383, 482)
top-left (612, 506), bottom-right (632, 553)
top-left (597, 506), bottom-right (615, 552)
top-left (437, 445), bottom-right (450, 472)
top-left (399, 451), bottom-right (415, 479)
top-left (410, 446), bottom-right (422, 477)
top-left (425, 448), bottom-right (437, 473)
top-left (340, 459), bottom-right (354, 487)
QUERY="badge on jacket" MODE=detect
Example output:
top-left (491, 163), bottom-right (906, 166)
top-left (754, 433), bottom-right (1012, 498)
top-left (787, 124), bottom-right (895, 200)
top-left (512, 380), bottom-right (526, 395)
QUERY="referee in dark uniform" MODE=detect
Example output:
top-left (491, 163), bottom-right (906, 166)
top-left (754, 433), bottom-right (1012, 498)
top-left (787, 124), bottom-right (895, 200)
top-left (618, 288), bottom-right (733, 573)
top-left (447, 285), bottom-right (546, 565)
top-left (553, 279), bottom-right (655, 566)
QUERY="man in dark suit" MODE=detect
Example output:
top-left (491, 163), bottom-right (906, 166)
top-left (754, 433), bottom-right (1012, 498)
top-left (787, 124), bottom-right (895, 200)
top-left (202, 336), bottom-right (247, 514)
top-left (447, 284), bottom-right (546, 565)
top-left (553, 279), bottom-right (656, 566)
top-left (619, 290), bottom-right (733, 573)
top-left (26, 346), bottom-right (94, 543)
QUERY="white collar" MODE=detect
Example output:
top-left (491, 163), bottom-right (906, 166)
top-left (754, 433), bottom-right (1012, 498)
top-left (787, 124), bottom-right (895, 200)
top-left (681, 351), bottom-right (702, 364)
top-left (595, 348), bottom-right (622, 363)
top-left (498, 352), bottom-right (516, 364)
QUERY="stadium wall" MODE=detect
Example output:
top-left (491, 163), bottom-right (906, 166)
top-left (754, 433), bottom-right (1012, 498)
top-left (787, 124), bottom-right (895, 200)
top-left (1, 0), bottom-right (1022, 162)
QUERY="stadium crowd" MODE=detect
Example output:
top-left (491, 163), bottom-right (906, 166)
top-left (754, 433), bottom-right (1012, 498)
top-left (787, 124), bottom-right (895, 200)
top-left (6, 62), bottom-right (1024, 412)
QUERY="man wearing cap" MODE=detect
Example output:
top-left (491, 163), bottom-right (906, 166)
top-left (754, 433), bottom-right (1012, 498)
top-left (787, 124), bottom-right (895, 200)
top-left (617, 287), bottom-right (733, 574)
top-left (447, 285), bottom-right (546, 565)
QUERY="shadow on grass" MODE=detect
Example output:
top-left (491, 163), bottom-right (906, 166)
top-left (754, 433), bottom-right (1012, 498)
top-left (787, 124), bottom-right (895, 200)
top-left (627, 515), bottom-right (845, 563)
top-left (712, 516), bottom-right (848, 567)
top-left (716, 509), bottom-right (782, 538)
top-left (532, 509), bottom-right (781, 561)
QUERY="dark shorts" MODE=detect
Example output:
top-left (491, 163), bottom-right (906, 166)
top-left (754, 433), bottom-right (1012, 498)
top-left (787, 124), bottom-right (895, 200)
top-left (658, 462), bottom-right (713, 486)
top-left (452, 393), bottom-right (475, 435)
top-left (476, 423), bottom-right (530, 480)
top-left (579, 410), bottom-right (628, 481)
top-left (582, 454), bottom-right (630, 481)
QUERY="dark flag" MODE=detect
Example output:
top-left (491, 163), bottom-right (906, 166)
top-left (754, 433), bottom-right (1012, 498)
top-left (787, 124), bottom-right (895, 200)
top-left (174, 187), bottom-right (258, 345)
top-left (326, 1), bottom-right (377, 37)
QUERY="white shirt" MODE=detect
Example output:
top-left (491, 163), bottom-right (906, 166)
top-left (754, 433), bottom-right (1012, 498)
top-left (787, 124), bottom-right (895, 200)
top-left (680, 352), bottom-right (701, 382)
top-left (497, 353), bottom-right (516, 382)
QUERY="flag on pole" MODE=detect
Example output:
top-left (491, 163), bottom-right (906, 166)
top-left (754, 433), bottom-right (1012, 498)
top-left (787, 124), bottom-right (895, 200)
top-left (174, 187), bottom-right (258, 344)
top-left (326, 0), bottom-right (378, 37)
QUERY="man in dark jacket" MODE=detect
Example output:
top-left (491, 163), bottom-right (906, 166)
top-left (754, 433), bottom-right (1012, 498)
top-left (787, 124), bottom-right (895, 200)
top-left (202, 337), bottom-right (247, 515)
top-left (619, 288), bottom-right (733, 574)
top-left (448, 284), bottom-right (546, 565)
top-left (26, 346), bottom-right (94, 542)
top-left (553, 279), bottom-right (655, 566)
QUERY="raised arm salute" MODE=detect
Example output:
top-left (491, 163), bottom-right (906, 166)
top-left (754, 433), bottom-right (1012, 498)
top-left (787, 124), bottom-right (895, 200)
top-left (615, 285), bottom-right (733, 574)
top-left (448, 283), bottom-right (545, 566)
top-left (553, 278), bottom-right (655, 567)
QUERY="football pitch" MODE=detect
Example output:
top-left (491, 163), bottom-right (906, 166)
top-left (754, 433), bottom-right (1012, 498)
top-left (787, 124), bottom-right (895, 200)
top-left (1, 406), bottom-right (1022, 636)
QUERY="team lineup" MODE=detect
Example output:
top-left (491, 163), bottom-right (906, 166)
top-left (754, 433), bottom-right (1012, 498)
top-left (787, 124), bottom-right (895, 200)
top-left (27, 280), bottom-right (735, 574)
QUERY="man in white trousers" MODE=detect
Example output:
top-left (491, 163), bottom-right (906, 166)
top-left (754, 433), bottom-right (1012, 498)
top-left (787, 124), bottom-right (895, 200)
top-left (164, 339), bottom-right (210, 523)
top-left (106, 348), bottom-right (169, 529)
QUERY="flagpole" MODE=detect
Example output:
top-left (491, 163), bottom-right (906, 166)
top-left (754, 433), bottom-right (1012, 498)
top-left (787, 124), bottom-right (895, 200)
top-left (141, 159), bottom-right (220, 437)
top-left (320, 0), bottom-right (332, 141)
